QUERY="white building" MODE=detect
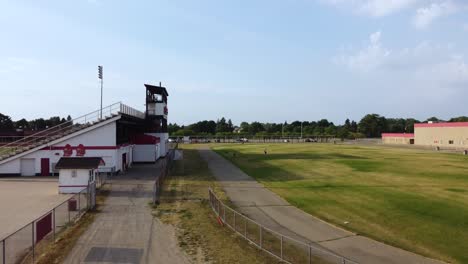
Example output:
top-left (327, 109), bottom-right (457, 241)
top-left (56, 157), bottom-right (104, 193)
top-left (0, 84), bottom-right (170, 176)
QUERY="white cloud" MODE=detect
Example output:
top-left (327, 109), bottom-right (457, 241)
top-left (321, 0), bottom-right (419, 17)
top-left (334, 31), bottom-right (391, 72)
top-left (413, 1), bottom-right (458, 29)
top-left (334, 31), bottom-right (468, 98)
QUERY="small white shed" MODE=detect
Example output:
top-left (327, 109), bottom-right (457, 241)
top-left (56, 157), bottom-right (105, 194)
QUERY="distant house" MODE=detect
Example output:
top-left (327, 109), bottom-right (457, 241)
top-left (382, 121), bottom-right (468, 149)
top-left (56, 157), bottom-right (104, 193)
top-left (381, 133), bottom-right (414, 145)
top-left (414, 122), bottom-right (468, 148)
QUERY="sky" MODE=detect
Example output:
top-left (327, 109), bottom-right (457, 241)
top-left (0, 0), bottom-right (467, 125)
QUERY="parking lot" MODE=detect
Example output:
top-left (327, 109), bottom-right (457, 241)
top-left (0, 177), bottom-right (71, 239)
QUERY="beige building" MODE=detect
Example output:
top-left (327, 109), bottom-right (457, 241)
top-left (414, 122), bottom-right (468, 148)
top-left (382, 133), bottom-right (414, 145)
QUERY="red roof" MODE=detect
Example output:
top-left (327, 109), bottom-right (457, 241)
top-left (415, 122), bottom-right (468, 128)
top-left (381, 133), bottom-right (414, 138)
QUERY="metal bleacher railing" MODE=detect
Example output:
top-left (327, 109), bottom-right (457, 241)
top-left (0, 102), bottom-right (145, 162)
top-left (208, 189), bottom-right (358, 264)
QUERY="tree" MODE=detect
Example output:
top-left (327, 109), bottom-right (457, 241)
top-left (14, 118), bottom-right (30, 129)
top-left (350, 120), bottom-right (358, 133)
top-left (216, 117), bottom-right (230, 133)
top-left (227, 119), bottom-right (234, 133)
top-left (344, 119), bottom-right (351, 130)
top-left (358, 114), bottom-right (387, 138)
top-left (0, 113), bottom-right (14, 130)
top-left (249, 122), bottom-right (265, 134)
top-left (240, 122), bottom-right (250, 133)
top-left (426, 117), bottom-right (442, 122)
top-left (404, 118), bottom-right (419, 133)
top-left (449, 116), bottom-right (468, 122)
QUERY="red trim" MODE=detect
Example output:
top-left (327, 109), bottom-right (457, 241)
top-left (382, 133), bottom-right (414, 138)
top-left (415, 122), bottom-right (468, 128)
top-left (41, 145), bottom-right (120, 150)
top-left (59, 185), bottom-right (89, 187)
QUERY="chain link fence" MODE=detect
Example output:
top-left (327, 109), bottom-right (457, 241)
top-left (208, 188), bottom-right (358, 264)
top-left (152, 147), bottom-right (177, 204)
top-left (0, 182), bottom-right (97, 264)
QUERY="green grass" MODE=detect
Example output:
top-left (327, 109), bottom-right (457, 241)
top-left (212, 143), bottom-right (468, 264)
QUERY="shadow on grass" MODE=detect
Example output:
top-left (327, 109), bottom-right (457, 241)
top-left (210, 148), bottom-right (372, 182)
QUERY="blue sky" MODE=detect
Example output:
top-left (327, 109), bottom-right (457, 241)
top-left (1, 0), bottom-right (467, 125)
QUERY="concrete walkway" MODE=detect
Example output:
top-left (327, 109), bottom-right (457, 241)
top-left (199, 147), bottom-right (443, 264)
top-left (64, 164), bottom-right (190, 264)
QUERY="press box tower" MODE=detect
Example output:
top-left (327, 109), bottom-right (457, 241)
top-left (145, 83), bottom-right (169, 157)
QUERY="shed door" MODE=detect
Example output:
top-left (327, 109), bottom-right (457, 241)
top-left (20, 158), bottom-right (36, 176)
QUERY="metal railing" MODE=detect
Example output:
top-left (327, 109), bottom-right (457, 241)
top-left (0, 102), bottom-right (144, 161)
top-left (208, 189), bottom-right (358, 264)
top-left (119, 104), bottom-right (145, 119)
top-left (0, 183), bottom-right (96, 264)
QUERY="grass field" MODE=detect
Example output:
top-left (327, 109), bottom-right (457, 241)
top-left (212, 143), bottom-right (468, 264)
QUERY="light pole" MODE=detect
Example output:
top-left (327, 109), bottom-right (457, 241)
top-left (98, 66), bottom-right (103, 119)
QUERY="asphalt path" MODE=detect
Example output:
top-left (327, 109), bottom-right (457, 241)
top-left (64, 163), bottom-right (189, 264)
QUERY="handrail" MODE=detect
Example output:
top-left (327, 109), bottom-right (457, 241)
top-left (0, 102), bottom-right (145, 160)
top-left (208, 188), bottom-right (358, 264)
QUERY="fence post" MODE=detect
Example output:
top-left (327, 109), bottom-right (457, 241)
top-left (68, 201), bottom-right (71, 223)
top-left (78, 193), bottom-right (81, 215)
top-left (244, 218), bottom-right (247, 238)
top-left (309, 245), bottom-right (312, 264)
top-left (233, 211), bottom-right (236, 230)
top-left (281, 235), bottom-right (283, 260)
top-left (53, 208), bottom-right (56, 241)
top-left (32, 222), bottom-right (35, 262)
top-left (2, 239), bottom-right (5, 264)
top-left (259, 225), bottom-right (263, 248)
top-left (223, 204), bottom-right (226, 222)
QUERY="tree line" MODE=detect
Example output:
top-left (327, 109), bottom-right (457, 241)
top-left (0, 113), bottom-right (72, 131)
top-left (169, 114), bottom-right (468, 139)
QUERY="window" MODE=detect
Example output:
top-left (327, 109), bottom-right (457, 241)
top-left (449, 140), bottom-right (454, 145)
top-left (71, 170), bottom-right (77, 178)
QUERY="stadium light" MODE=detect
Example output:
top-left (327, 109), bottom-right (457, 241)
top-left (98, 66), bottom-right (103, 119)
